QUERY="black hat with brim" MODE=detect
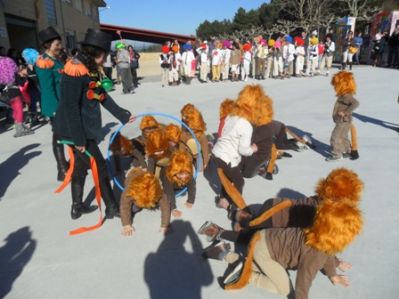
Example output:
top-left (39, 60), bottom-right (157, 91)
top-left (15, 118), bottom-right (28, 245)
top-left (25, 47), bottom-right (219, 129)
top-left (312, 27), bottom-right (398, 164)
top-left (38, 26), bottom-right (61, 44)
top-left (80, 29), bottom-right (113, 52)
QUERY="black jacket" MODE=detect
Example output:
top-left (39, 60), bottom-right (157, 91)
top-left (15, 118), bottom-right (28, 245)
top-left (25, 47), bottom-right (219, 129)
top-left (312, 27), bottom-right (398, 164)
top-left (54, 60), bottom-right (131, 146)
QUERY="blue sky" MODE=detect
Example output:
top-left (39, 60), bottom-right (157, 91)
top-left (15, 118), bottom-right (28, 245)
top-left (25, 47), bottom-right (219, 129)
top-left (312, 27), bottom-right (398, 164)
top-left (100, 0), bottom-right (268, 36)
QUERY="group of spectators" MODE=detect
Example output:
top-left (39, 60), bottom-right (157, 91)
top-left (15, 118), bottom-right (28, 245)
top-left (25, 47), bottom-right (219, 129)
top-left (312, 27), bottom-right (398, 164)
top-left (156, 26), bottom-right (399, 87)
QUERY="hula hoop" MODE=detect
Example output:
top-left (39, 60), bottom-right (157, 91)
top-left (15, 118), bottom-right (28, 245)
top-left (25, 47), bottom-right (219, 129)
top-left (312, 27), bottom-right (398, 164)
top-left (106, 112), bottom-right (202, 197)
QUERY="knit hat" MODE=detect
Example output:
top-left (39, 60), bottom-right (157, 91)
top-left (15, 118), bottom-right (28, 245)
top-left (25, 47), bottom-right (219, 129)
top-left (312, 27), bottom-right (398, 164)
top-left (115, 41), bottom-right (126, 49)
top-left (22, 48), bottom-right (39, 65)
top-left (268, 39), bottom-right (275, 47)
top-left (162, 45), bottom-right (170, 54)
top-left (285, 35), bottom-right (293, 44)
top-left (310, 37), bottom-right (319, 45)
top-left (294, 37), bottom-right (305, 47)
top-left (243, 43), bottom-right (251, 52)
top-left (0, 56), bottom-right (17, 85)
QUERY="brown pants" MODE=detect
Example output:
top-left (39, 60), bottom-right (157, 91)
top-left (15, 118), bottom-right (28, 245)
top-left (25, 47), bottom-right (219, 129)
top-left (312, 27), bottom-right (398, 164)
top-left (255, 57), bottom-right (265, 77)
top-left (250, 230), bottom-right (291, 296)
top-left (212, 65), bottom-right (221, 81)
top-left (330, 122), bottom-right (352, 157)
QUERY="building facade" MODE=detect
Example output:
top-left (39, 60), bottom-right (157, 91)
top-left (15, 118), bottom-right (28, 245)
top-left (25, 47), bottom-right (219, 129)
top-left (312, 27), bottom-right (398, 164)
top-left (0, 0), bottom-right (106, 52)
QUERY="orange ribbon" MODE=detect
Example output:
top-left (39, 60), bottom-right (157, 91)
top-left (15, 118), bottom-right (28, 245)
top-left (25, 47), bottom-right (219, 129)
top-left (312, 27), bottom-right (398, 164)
top-left (54, 146), bottom-right (104, 236)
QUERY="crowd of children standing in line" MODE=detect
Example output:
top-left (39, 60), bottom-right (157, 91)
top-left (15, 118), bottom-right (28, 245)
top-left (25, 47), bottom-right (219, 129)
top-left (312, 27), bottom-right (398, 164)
top-left (158, 30), bottom-right (345, 87)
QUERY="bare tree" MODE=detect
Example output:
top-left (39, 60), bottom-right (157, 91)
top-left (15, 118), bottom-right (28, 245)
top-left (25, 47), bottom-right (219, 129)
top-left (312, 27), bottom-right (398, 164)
top-left (338, 0), bottom-right (381, 21)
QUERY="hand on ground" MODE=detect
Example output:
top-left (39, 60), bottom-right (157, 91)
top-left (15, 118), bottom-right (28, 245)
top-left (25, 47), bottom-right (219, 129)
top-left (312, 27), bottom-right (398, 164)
top-left (330, 275), bottom-right (350, 287)
top-left (121, 225), bottom-right (135, 236)
top-left (172, 209), bottom-right (182, 218)
top-left (338, 260), bottom-right (352, 272)
top-left (184, 202), bottom-right (193, 209)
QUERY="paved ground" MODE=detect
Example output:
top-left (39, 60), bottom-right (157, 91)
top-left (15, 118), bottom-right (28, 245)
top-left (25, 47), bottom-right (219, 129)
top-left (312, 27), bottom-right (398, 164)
top-left (0, 66), bottom-right (398, 299)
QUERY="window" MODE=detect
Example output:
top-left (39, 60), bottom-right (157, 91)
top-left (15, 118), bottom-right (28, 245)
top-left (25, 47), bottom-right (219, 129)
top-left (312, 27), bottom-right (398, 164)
top-left (84, 1), bottom-right (92, 16)
top-left (66, 33), bottom-right (76, 52)
top-left (45, 0), bottom-right (57, 25)
top-left (74, 0), bottom-right (83, 12)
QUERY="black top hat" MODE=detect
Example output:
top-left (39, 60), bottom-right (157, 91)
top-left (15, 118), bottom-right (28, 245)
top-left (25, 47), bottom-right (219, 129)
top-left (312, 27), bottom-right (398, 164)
top-left (38, 26), bottom-right (61, 44)
top-left (81, 29), bottom-right (112, 52)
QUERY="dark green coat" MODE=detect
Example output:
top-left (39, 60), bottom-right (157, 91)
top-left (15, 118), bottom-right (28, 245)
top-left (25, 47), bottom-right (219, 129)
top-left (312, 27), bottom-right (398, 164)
top-left (35, 53), bottom-right (63, 117)
top-left (54, 58), bottom-right (131, 146)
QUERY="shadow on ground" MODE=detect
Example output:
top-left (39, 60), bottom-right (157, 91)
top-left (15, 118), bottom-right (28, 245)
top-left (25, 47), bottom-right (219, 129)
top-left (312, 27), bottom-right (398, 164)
top-left (0, 143), bottom-right (41, 199)
top-left (144, 220), bottom-right (213, 299)
top-left (0, 226), bottom-right (37, 298)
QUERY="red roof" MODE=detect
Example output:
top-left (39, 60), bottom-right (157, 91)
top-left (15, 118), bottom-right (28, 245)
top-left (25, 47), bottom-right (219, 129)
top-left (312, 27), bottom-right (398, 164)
top-left (100, 23), bottom-right (195, 44)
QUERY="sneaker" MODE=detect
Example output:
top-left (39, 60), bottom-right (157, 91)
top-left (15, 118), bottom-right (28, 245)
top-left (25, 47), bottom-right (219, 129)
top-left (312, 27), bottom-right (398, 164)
top-left (198, 221), bottom-right (222, 242)
top-left (223, 258), bottom-right (244, 285)
top-left (202, 241), bottom-right (231, 260)
top-left (280, 152), bottom-right (293, 158)
top-left (217, 197), bottom-right (230, 210)
top-left (325, 155), bottom-right (343, 162)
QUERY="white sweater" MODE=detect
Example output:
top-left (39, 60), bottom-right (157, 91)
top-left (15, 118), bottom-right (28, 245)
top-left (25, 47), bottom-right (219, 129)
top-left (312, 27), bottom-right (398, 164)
top-left (212, 116), bottom-right (254, 167)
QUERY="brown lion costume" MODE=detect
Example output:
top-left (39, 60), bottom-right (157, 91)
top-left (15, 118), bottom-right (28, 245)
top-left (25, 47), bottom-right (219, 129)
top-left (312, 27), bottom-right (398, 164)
top-left (124, 168), bottom-right (162, 209)
top-left (230, 84), bottom-right (265, 125)
top-left (146, 128), bottom-right (169, 160)
top-left (225, 167), bottom-right (364, 290)
top-left (165, 123), bottom-right (182, 145)
top-left (331, 71), bottom-right (356, 96)
top-left (166, 150), bottom-right (194, 187)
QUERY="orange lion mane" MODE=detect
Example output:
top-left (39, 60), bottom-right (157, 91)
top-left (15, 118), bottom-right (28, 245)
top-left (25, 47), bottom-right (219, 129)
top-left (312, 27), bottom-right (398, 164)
top-left (146, 128), bottom-right (169, 158)
top-left (110, 133), bottom-right (134, 156)
top-left (125, 168), bottom-right (162, 209)
top-left (180, 103), bottom-right (196, 121)
top-left (219, 99), bottom-right (235, 119)
top-left (316, 168), bottom-right (363, 204)
top-left (304, 198), bottom-right (363, 255)
top-left (256, 95), bottom-right (274, 126)
top-left (165, 123), bottom-right (182, 144)
top-left (166, 150), bottom-right (194, 187)
top-left (181, 103), bottom-right (207, 138)
top-left (331, 71), bottom-right (357, 96)
top-left (140, 116), bottom-right (160, 131)
top-left (230, 84), bottom-right (265, 124)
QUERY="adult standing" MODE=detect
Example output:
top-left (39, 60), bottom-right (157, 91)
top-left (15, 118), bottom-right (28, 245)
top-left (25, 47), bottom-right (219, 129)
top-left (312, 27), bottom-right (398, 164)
top-left (35, 26), bottom-right (68, 181)
top-left (103, 52), bottom-right (113, 80)
top-left (181, 43), bottom-right (195, 84)
top-left (341, 31), bottom-right (355, 70)
top-left (54, 29), bottom-right (133, 219)
top-left (127, 45), bottom-right (140, 88)
top-left (115, 42), bottom-right (134, 94)
top-left (353, 32), bottom-right (363, 65)
top-left (387, 26), bottom-right (399, 68)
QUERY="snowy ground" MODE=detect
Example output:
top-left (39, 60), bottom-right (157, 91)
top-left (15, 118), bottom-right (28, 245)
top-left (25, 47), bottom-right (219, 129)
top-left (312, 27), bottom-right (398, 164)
top-left (1, 66), bottom-right (398, 299)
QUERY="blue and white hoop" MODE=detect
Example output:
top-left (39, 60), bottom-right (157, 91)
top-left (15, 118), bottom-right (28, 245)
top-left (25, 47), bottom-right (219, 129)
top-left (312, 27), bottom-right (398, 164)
top-left (106, 112), bottom-right (202, 197)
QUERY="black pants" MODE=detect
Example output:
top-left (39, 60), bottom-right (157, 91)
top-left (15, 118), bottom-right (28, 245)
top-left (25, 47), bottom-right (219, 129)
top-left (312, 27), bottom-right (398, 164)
top-left (213, 156), bottom-right (244, 205)
top-left (130, 66), bottom-right (138, 87)
top-left (240, 155), bottom-right (267, 178)
top-left (71, 139), bottom-right (118, 210)
top-left (103, 67), bottom-right (113, 80)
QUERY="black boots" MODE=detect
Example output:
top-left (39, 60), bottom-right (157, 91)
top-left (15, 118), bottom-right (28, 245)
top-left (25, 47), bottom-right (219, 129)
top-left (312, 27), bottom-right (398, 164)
top-left (350, 150), bottom-right (359, 160)
top-left (99, 176), bottom-right (120, 219)
top-left (53, 134), bottom-right (69, 181)
top-left (71, 176), bottom-right (97, 220)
